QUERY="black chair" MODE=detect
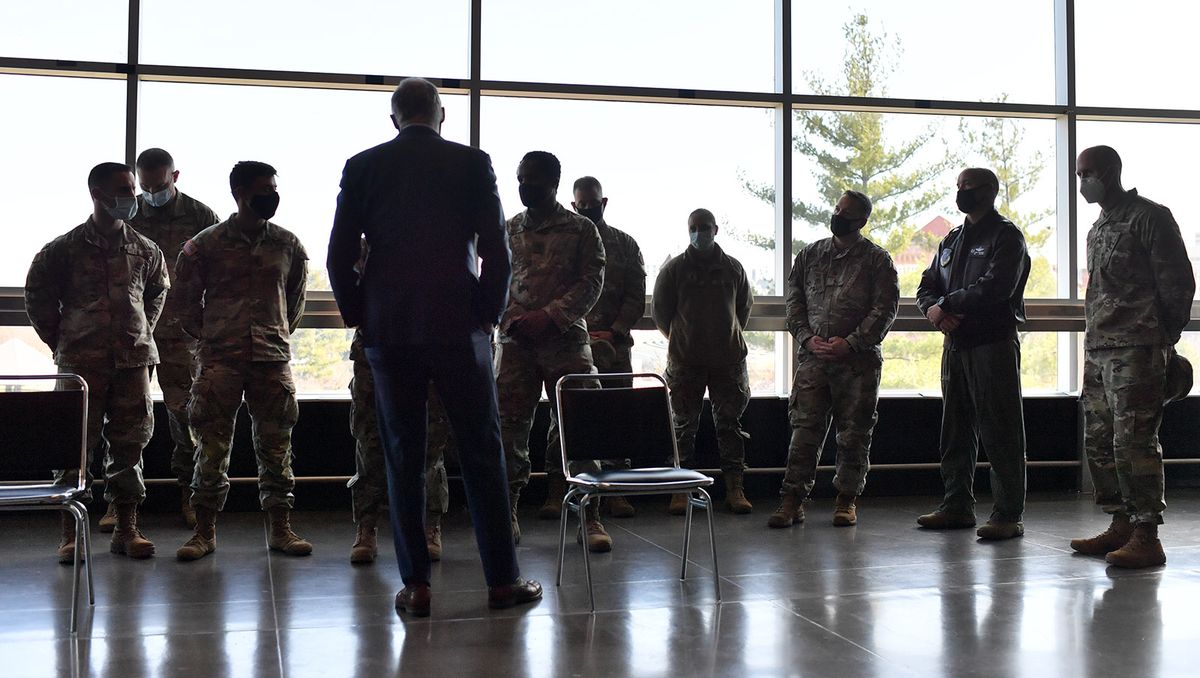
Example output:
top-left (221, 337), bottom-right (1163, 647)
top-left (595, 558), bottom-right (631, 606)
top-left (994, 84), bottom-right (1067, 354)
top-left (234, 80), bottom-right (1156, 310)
top-left (0, 374), bottom-right (94, 633)
top-left (554, 372), bottom-right (720, 611)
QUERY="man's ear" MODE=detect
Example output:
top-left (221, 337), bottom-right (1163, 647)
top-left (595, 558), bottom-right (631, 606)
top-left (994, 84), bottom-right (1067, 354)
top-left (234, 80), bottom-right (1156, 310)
top-left (390, 114), bottom-right (401, 131)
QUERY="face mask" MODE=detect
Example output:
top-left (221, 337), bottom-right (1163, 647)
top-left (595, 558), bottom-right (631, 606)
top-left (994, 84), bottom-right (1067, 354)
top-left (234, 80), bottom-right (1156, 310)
top-left (830, 213), bottom-right (860, 237)
top-left (577, 205), bottom-right (604, 225)
top-left (690, 229), bottom-right (715, 251)
top-left (102, 194), bottom-right (138, 221)
top-left (955, 187), bottom-right (982, 214)
top-left (249, 192), bottom-right (280, 220)
top-left (1080, 176), bottom-right (1106, 204)
top-left (143, 186), bottom-right (174, 208)
top-left (519, 183), bottom-right (552, 208)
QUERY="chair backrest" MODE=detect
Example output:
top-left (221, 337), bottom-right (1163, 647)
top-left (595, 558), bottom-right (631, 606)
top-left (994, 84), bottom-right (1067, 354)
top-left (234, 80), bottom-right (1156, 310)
top-left (0, 374), bottom-right (87, 485)
top-left (555, 373), bottom-right (681, 472)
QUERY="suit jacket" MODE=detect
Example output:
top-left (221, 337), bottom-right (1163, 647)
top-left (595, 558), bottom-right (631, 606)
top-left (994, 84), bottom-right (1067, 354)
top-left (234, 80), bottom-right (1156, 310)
top-left (327, 125), bottom-right (511, 346)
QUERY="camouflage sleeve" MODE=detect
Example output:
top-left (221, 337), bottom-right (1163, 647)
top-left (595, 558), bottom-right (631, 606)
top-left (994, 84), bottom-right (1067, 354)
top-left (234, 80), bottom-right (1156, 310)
top-left (143, 244), bottom-right (170, 332)
top-left (612, 241), bottom-right (646, 341)
top-left (543, 222), bottom-right (605, 332)
top-left (941, 227), bottom-right (1028, 314)
top-left (736, 263), bottom-right (754, 330)
top-left (651, 263), bottom-right (676, 339)
top-left (23, 242), bottom-right (63, 350)
top-left (785, 249), bottom-right (814, 347)
top-left (915, 240), bottom-right (945, 315)
top-left (286, 244), bottom-right (308, 334)
top-left (845, 251), bottom-right (900, 352)
top-left (1141, 209), bottom-right (1196, 344)
top-left (174, 240), bottom-right (206, 340)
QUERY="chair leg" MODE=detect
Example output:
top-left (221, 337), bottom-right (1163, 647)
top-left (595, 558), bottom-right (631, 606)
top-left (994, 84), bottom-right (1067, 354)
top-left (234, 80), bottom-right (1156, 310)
top-left (81, 505), bottom-right (95, 606)
top-left (556, 488), bottom-right (577, 587)
top-left (580, 494), bottom-right (595, 612)
top-left (680, 491), bottom-right (695, 580)
top-left (66, 503), bottom-right (85, 634)
top-left (698, 487), bottom-right (721, 602)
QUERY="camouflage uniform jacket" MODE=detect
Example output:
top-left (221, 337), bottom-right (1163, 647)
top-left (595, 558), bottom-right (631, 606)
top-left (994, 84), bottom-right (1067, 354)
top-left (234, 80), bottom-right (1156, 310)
top-left (585, 220), bottom-right (646, 347)
top-left (129, 190), bottom-right (219, 337)
top-left (174, 216), bottom-right (308, 362)
top-left (499, 203), bottom-right (605, 346)
top-left (1085, 189), bottom-right (1196, 350)
top-left (25, 217), bottom-right (169, 368)
top-left (652, 243), bottom-right (754, 367)
top-left (787, 236), bottom-right (900, 359)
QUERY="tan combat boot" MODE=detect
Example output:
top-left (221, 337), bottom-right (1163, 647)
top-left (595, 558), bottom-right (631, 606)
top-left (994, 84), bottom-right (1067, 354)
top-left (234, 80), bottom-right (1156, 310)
top-left (1104, 523), bottom-right (1167, 569)
top-left (767, 492), bottom-right (805, 528)
top-left (833, 494), bottom-right (858, 527)
top-left (98, 502), bottom-right (118, 533)
top-left (606, 496), bottom-right (636, 518)
top-left (724, 472), bottom-right (753, 514)
top-left (180, 486), bottom-right (197, 529)
top-left (57, 513), bottom-right (78, 564)
top-left (110, 503), bottom-right (155, 559)
top-left (268, 506), bottom-right (313, 556)
top-left (1070, 513), bottom-right (1134, 556)
top-left (426, 512), bottom-right (443, 562)
top-left (177, 506), bottom-right (217, 561)
top-left (538, 475), bottom-right (567, 520)
top-left (668, 493), bottom-right (690, 515)
top-left (350, 514), bottom-right (378, 564)
top-left (578, 503), bottom-right (612, 553)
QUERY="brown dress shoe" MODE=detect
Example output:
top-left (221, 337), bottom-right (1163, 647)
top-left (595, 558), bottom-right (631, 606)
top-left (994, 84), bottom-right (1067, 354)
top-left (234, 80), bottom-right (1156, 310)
top-left (916, 510), bottom-right (977, 529)
top-left (395, 584), bottom-right (432, 617)
top-left (976, 520), bottom-right (1024, 540)
top-left (1105, 523), bottom-right (1166, 569)
top-left (1070, 514), bottom-right (1133, 556)
top-left (488, 578), bottom-right (543, 609)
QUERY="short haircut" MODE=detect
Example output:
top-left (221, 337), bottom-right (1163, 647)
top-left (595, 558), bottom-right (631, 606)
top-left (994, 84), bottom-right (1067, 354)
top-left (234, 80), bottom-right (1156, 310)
top-left (842, 190), bottom-right (873, 219)
top-left (520, 151), bottom-right (561, 183)
top-left (964, 167), bottom-right (1000, 191)
top-left (229, 161), bottom-right (277, 192)
top-left (87, 162), bottom-right (133, 189)
top-left (1085, 145), bottom-right (1123, 172)
top-left (689, 208), bottom-right (716, 225)
top-left (391, 78), bottom-right (442, 123)
top-left (135, 148), bottom-right (175, 171)
top-left (572, 176), bottom-right (603, 195)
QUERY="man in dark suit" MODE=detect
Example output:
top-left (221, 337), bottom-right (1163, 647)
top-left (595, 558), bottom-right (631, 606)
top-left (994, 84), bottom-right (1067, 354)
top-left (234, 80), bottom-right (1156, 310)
top-left (327, 77), bottom-right (541, 617)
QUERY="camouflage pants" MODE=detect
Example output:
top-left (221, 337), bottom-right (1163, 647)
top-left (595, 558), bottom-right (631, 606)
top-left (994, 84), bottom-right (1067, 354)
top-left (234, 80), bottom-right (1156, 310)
top-left (496, 338), bottom-right (600, 501)
top-left (150, 331), bottom-right (199, 486)
top-left (545, 340), bottom-right (634, 474)
top-left (348, 353), bottom-right (455, 523)
top-left (664, 359), bottom-right (750, 473)
top-left (54, 364), bottom-right (153, 504)
top-left (782, 352), bottom-right (881, 497)
top-left (1082, 346), bottom-right (1168, 525)
top-left (189, 359), bottom-right (299, 512)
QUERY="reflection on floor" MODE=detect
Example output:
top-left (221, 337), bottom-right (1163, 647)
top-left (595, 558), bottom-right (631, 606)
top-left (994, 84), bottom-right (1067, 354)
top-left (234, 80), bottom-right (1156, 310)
top-left (2, 491), bottom-right (1199, 678)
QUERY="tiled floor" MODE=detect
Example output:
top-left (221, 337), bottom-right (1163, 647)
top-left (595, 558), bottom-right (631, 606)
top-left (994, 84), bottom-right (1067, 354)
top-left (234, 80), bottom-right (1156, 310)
top-left (3, 491), bottom-right (1199, 677)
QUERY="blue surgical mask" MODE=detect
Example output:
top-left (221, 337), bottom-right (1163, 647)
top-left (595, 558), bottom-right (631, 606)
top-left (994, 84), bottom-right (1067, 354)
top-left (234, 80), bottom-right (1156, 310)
top-left (143, 186), bottom-right (174, 208)
top-left (690, 229), bottom-right (715, 251)
top-left (103, 194), bottom-right (139, 221)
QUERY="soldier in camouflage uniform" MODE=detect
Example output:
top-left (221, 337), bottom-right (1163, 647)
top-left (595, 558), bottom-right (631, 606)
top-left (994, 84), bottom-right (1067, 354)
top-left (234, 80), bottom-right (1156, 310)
top-left (768, 191), bottom-right (898, 529)
top-left (496, 151), bottom-right (612, 552)
top-left (25, 162), bottom-right (169, 562)
top-left (652, 208), bottom-right (755, 515)
top-left (1069, 145), bottom-right (1196, 568)
top-left (173, 161), bottom-right (312, 561)
top-left (129, 148), bottom-right (219, 530)
top-left (534, 176), bottom-right (646, 520)
top-left (347, 329), bottom-right (456, 563)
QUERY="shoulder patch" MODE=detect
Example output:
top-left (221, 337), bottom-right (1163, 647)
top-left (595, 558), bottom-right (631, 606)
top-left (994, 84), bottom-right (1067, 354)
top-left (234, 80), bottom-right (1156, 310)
top-left (182, 239), bottom-right (199, 257)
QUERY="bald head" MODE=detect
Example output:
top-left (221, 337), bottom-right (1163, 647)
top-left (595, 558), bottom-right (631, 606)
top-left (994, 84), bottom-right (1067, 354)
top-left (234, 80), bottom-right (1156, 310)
top-left (391, 78), bottom-right (443, 129)
top-left (958, 168), bottom-right (999, 192)
top-left (1079, 145), bottom-right (1122, 174)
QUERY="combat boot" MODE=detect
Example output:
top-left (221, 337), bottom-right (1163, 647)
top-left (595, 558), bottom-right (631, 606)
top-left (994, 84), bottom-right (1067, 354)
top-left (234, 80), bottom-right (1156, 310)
top-left (267, 506), bottom-right (313, 556)
top-left (767, 491), bottom-right (805, 528)
top-left (57, 513), bottom-right (78, 564)
top-left (833, 494), bottom-right (858, 527)
top-left (426, 512), bottom-right (443, 562)
top-left (180, 486), bottom-right (197, 529)
top-left (579, 503), bottom-right (612, 553)
top-left (176, 506), bottom-right (216, 561)
top-left (539, 475), bottom-right (567, 520)
top-left (350, 514), bottom-right (378, 564)
top-left (110, 503), bottom-right (155, 559)
top-left (606, 496), bottom-right (636, 518)
top-left (98, 502), bottom-right (117, 533)
top-left (668, 493), bottom-right (690, 515)
top-left (724, 472), bottom-right (753, 514)
top-left (1070, 513), bottom-right (1133, 556)
top-left (1104, 523), bottom-right (1167, 569)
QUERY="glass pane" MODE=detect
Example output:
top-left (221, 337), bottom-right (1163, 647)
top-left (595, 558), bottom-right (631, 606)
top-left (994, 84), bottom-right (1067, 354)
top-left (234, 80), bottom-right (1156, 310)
top-left (0, 327), bottom-right (56, 375)
top-left (792, 2), bottom-right (1055, 104)
top-left (789, 109), bottom-right (1059, 298)
top-left (631, 330), bottom-right (786, 397)
top-left (482, 0), bottom-right (774, 92)
top-left (0, 74), bottom-right (126, 286)
top-left (137, 81), bottom-right (469, 290)
top-left (481, 96), bottom-right (778, 293)
top-left (291, 328), bottom-right (355, 395)
top-left (1076, 121), bottom-right (1200, 299)
top-left (140, 1), bottom-right (470, 77)
top-left (880, 331), bottom-right (1063, 393)
top-left (1178, 332), bottom-right (1200, 396)
top-left (0, 1), bottom-right (128, 63)
top-left (1076, 1), bottom-right (1200, 109)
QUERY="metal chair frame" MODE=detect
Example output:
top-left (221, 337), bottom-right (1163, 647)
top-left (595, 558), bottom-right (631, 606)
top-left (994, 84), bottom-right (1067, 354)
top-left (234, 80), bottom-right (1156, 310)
top-left (554, 372), bottom-right (721, 611)
top-left (0, 374), bottom-right (94, 633)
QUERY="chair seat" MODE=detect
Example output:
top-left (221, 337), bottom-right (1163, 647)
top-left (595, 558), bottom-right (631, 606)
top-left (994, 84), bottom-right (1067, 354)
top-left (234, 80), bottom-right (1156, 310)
top-left (0, 484), bottom-right (84, 506)
top-left (571, 467), bottom-right (713, 491)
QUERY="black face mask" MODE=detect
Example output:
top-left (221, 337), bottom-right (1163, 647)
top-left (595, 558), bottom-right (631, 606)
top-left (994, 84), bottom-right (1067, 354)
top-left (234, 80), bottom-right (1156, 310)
top-left (249, 192), bottom-right (280, 220)
top-left (519, 183), bottom-right (552, 208)
top-left (830, 213), bottom-right (860, 237)
top-left (577, 205), bottom-right (604, 225)
top-left (956, 186), bottom-right (982, 214)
